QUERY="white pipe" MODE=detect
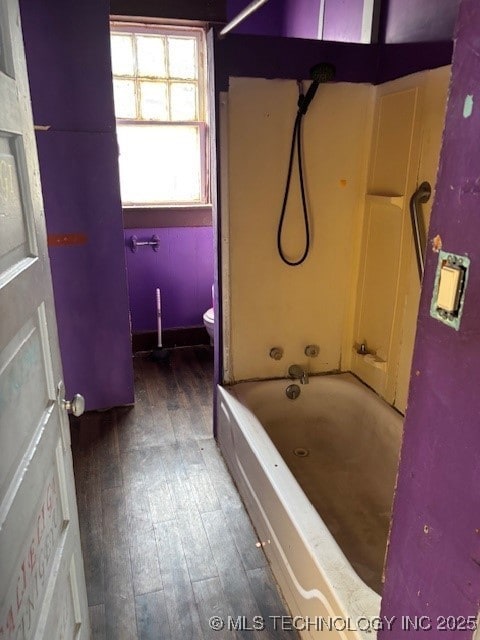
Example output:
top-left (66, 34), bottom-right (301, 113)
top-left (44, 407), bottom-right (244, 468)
top-left (317, 0), bottom-right (326, 39)
top-left (361, 0), bottom-right (376, 43)
top-left (156, 288), bottom-right (162, 348)
top-left (219, 0), bottom-right (270, 37)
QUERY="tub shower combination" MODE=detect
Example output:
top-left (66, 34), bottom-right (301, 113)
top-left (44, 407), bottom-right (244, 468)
top-left (217, 371), bottom-right (403, 639)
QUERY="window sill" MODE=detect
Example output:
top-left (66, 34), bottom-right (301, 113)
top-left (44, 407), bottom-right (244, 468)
top-left (123, 205), bottom-right (212, 228)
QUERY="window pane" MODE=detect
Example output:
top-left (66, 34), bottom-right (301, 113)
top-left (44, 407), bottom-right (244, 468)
top-left (168, 37), bottom-right (197, 79)
top-left (170, 83), bottom-right (197, 121)
top-left (117, 125), bottom-right (202, 204)
top-left (110, 34), bottom-right (134, 76)
top-left (113, 79), bottom-right (136, 118)
top-left (140, 81), bottom-right (168, 120)
top-left (136, 35), bottom-right (166, 78)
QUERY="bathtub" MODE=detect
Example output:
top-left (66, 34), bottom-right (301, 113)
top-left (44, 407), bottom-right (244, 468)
top-left (217, 373), bottom-right (403, 639)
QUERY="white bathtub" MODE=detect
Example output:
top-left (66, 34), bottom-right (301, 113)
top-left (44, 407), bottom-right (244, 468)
top-left (217, 373), bottom-right (403, 639)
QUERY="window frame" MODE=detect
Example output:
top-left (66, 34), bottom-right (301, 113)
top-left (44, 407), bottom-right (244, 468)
top-left (110, 21), bottom-right (210, 209)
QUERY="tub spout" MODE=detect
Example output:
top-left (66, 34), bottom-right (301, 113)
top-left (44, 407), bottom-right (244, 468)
top-left (288, 364), bottom-right (309, 385)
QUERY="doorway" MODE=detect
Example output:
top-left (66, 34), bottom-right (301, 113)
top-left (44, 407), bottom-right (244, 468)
top-left (110, 21), bottom-right (215, 361)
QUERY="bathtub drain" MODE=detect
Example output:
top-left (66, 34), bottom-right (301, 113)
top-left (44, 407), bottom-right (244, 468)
top-left (293, 448), bottom-right (310, 457)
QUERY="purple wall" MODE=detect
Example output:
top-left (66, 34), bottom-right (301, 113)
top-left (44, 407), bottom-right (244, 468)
top-left (110, 0), bottom-right (226, 22)
top-left (380, 0), bottom-right (480, 634)
top-left (213, 32), bottom-right (452, 89)
top-left (283, 0), bottom-right (321, 39)
top-left (214, 35), bottom-right (379, 90)
top-left (376, 41), bottom-right (453, 84)
top-left (227, 0), bottom-right (364, 41)
top-left (380, 0), bottom-right (460, 43)
top-left (323, 0), bottom-right (364, 43)
top-left (125, 228), bottom-right (214, 332)
top-left (226, 0), bottom-right (458, 48)
top-left (20, 0), bottom-right (134, 410)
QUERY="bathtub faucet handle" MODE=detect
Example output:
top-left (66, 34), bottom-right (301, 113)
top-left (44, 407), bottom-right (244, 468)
top-left (269, 347), bottom-right (284, 360)
top-left (305, 344), bottom-right (320, 357)
top-left (288, 364), bottom-right (309, 385)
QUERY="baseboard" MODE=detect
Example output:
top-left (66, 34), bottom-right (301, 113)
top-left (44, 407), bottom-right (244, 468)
top-left (132, 326), bottom-right (211, 352)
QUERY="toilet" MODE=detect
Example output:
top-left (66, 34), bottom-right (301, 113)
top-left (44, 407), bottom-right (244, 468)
top-left (203, 307), bottom-right (214, 343)
top-left (203, 285), bottom-right (215, 343)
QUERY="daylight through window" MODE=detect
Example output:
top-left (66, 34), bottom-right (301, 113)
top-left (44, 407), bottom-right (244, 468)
top-left (110, 24), bottom-right (208, 206)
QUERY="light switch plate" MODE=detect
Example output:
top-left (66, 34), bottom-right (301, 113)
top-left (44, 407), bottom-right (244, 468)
top-left (430, 251), bottom-right (469, 330)
top-left (437, 264), bottom-right (462, 312)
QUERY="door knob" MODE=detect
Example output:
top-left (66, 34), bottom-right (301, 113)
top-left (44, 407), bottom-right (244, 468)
top-left (57, 381), bottom-right (85, 417)
top-left (62, 394), bottom-right (85, 417)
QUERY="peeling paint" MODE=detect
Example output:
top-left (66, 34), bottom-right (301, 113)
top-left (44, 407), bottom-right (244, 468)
top-left (432, 234), bottom-right (443, 252)
top-left (463, 94), bottom-right (474, 118)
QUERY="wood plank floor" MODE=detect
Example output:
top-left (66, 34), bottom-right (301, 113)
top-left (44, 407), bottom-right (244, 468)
top-left (71, 347), bottom-right (298, 640)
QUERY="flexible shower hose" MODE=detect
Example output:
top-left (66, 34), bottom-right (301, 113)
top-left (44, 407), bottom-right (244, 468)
top-left (277, 109), bottom-right (310, 266)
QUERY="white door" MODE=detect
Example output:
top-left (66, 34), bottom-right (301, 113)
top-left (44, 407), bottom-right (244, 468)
top-left (0, 1), bottom-right (90, 638)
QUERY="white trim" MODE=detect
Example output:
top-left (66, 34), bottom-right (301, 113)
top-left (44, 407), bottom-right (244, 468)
top-left (317, 0), bottom-right (326, 40)
top-left (361, 0), bottom-right (376, 44)
top-left (219, 92), bottom-right (232, 384)
top-left (110, 21), bottom-right (209, 207)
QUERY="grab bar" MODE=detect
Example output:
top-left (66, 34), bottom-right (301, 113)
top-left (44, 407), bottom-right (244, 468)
top-left (409, 181), bottom-right (431, 281)
top-left (129, 235), bottom-right (160, 252)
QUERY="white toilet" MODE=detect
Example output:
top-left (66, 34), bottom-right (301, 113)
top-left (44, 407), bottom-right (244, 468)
top-left (203, 307), bottom-right (214, 343)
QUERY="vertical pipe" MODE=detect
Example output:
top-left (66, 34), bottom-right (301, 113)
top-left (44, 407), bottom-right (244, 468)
top-left (156, 287), bottom-right (162, 348)
top-left (318, 0), bottom-right (326, 39)
top-left (220, 0), bottom-right (270, 36)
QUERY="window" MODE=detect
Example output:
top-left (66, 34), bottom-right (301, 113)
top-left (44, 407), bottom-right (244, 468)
top-left (110, 24), bottom-right (208, 207)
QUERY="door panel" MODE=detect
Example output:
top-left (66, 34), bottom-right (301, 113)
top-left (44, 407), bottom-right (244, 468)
top-left (0, 133), bottom-right (36, 272)
top-left (0, 310), bottom-right (50, 495)
top-left (0, 1), bottom-right (89, 638)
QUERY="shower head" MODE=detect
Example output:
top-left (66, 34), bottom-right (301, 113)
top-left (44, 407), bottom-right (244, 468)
top-left (310, 62), bottom-right (336, 84)
top-left (297, 63), bottom-right (336, 116)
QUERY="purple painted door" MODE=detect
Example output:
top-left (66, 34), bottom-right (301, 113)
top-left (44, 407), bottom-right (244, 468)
top-left (380, 0), bottom-right (480, 633)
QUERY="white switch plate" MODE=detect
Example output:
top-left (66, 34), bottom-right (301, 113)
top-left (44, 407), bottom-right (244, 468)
top-left (437, 265), bottom-right (462, 312)
top-left (430, 251), bottom-right (469, 330)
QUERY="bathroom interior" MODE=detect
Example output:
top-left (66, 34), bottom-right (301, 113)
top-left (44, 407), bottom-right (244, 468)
top-left (215, 14), bottom-right (453, 635)
top-left (17, 0), bottom-right (480, 637)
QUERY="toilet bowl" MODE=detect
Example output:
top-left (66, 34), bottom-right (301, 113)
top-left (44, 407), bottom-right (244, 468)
top-left (203, 307), bottom-right (214, 343)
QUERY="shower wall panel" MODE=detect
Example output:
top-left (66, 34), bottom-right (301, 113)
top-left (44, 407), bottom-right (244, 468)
top-left (348, 66), bottom-right (451, 409)
top-left (225, 77), bottom-right (373, 382)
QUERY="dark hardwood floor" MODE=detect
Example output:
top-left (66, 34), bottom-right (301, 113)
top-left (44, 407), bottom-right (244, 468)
top-left (71, 347), bottom-right (298, 640)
